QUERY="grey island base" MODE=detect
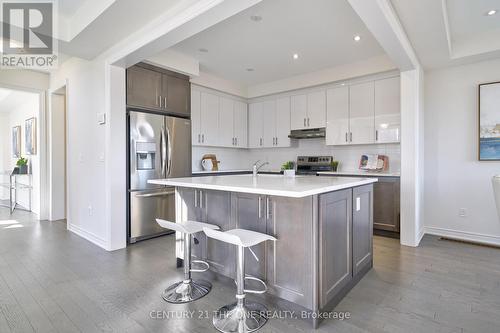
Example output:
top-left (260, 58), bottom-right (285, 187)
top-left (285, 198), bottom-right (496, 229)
top-left (149, 175), bottom-right (377, 329)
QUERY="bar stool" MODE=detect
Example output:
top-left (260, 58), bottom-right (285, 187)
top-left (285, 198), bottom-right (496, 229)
top-left (156, 219), bottom-right (219, 303)
top-left (203, 227), bottom-right (277, 333)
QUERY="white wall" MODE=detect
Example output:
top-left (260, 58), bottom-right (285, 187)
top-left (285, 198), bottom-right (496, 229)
top-left (0, 95), bottom-right (41, 214)
top-left (0, 113), bottom-right (10, 199)
top-left (424, 58), bottom-right (500, 245)
top-left (50, 57), bottom-right (108, 248)
top-left (193, 141), bottom-right (401, 173)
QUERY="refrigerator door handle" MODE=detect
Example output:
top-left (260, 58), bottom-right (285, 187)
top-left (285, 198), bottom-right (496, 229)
top-left (135, 190), bottom-right (175, 198)
top-left (160, 126), bottom-right (167, 177)
top-left (166, 124), bottom-right (172, 177)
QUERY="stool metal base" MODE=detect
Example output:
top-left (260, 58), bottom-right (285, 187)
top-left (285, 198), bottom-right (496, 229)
top-left (213, 301), bottom-right (268, 333)
top-left (161, 279), bottom-right (211, 303)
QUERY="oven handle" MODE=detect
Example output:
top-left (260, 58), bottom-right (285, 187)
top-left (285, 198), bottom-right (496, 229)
top-left (135, 190), bottom-right (175, 198)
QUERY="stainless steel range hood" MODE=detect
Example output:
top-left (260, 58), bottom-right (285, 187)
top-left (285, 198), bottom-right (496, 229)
top-left (288, 128), bottom-right (326, 139)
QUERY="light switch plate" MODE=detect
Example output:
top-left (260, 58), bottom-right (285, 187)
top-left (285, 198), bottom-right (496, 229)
top-left (356, 197), bottom-right (361, 211)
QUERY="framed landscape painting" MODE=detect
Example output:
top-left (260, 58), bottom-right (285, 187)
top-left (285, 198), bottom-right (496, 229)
top-left (25, 117), bottom-right (37, 155)
top-left (479, 82), bottom-right (500, 161)
top-left (12, 126), bottom-right (21, 158)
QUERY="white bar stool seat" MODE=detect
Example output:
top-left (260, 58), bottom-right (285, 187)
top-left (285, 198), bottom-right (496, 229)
top-left (156, 219), bottom-right (219, 303)
top-left (203, 227), bottom-right (277, 333)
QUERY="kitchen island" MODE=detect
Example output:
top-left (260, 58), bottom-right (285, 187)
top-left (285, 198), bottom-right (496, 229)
top-left (149, 174), bottom-right (377, 328)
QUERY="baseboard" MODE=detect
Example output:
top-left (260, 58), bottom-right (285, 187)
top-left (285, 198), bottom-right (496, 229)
top-left (416, 227), bottom-right (425, 245)
top-left (424, 226), bottom-right (500, 247)
top-left (67, 223), bottom-right (109, 250)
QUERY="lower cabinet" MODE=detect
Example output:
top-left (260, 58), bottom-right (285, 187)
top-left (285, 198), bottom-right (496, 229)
top-left (319, 189), bottom-right (352, 308)
top-left (373, 178), bottom-right (400, 233)
top-left (352, 185), bottom-right (373, 277)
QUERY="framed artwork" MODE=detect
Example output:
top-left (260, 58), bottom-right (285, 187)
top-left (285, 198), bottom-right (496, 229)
top-left (25, 117), bottom-right (37, 155)
top-left (479, 82), bottom-right (500, 160)
top-left (12, 126), bottom-right (21, 158)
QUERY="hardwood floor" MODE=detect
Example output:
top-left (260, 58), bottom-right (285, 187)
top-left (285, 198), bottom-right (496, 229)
top-left (1, 207), bottom-right (500, 332)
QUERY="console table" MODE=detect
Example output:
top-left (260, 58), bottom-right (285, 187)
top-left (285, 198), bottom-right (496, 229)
top-left (0, 171), bottom-right (33, 213)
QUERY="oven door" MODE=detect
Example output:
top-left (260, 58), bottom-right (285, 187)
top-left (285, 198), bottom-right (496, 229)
top-left (129, 187), bottom-right (175, 242)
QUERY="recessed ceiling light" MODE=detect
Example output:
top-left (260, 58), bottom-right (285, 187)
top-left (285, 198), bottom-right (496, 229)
top-left (250, 15), bottom-right (262, 22)
top-left (246, 68), bottom-right (254, 72)
top-left (487, 9), bottom-right (497, 16)
top-left (353, 35), bottom-right (361, 42)
top-left (293, 53), bottom-right (299, 60)
top-left (198, 48), bottom-right (208, 53)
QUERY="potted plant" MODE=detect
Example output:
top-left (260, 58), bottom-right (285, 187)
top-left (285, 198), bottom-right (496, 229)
top-left (281, 161), bottom-right (295, 177)
top-left (331, 160), bottom-right (339, 172)
top-left (16, 157), bottom-right (28, 174)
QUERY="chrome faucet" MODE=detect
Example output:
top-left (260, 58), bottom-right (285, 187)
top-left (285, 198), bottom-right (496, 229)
top-left (252, 160), bottom-right (269, 177)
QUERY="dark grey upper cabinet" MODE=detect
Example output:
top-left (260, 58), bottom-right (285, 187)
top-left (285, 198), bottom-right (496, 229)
top-left (373, 178), bottom-right (400, 232)
top-left (319, 189), bottom-right (352, 308)
top-left (127, 63), bottom-right (190, 116)
top-left (352, 185), bottom-right (373, 277)
top-left (126, 66), bottom-right (162, 110)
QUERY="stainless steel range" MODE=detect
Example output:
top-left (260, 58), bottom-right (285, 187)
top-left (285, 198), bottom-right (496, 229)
top-left (296, 156), bottom-right (334, 175)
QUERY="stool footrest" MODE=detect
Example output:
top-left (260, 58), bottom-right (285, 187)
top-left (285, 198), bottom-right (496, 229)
top-left (191, 260), bottom-right (210, 273)
top-left (244, 276), bottom-right (267, 294)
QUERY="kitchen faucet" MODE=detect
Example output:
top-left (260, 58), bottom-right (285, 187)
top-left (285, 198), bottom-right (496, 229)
top-left (252, 160), bottom-right (269, 177)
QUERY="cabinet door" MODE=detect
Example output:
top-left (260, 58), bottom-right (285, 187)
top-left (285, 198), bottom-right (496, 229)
top-left (349, 81), bottom-right (375, 144)
top-left (275, 97), bottom-right (291, 147)
top-left (248, 102), bottom-right (264, 148)
top-left (218, 97), bottom-right (235, 147)
top-left (319, 189), bottom-right (352, 308)
top-left (352, 185), bottom-right (373, 277)
top-left (375, 77), bottom-right (400, 143)
top-left (290, 94), bottom-right (308, 130)
top-left (373, 178), bottom-right (400, 232)
top-left (165, 75), bottom-right (190, 116)
top-left (200, 92), bottom-right (219, 146)
top-left (191, 89), bottom-right (201, 145)
top-left (267, 196), bottom-right (314, 309)
top-left (204, 190), bottom-right (234, 276)
top-left (179, 188), bottom-right (205, 260)
top-left (126, 66), bottom-right (162, 110)
top-left (234, 101), bottom-right (248, 148)
top-left (307, 90), bottom-right (326, 128)
top-left (231, 193), bottom-right (267, 280)
top-left (326, 86), bottom-right (350, 145)
top-left (262, 100), bottom-right (277, 147)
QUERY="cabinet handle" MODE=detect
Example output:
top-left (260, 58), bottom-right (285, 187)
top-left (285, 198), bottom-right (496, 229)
top-left (376, 130), bottom-right (379, 141)
top-left (202, 134), bottom-right (205, 143)
top-left (350, 132), bottom-right (352, 142)
top-left (307, 118), bottom-right (310, 127)
top-left (266, 197), bottom-right (271, 219)
top-left (303, 118), bottom-right (306, 127)
top-left (198, 134), bottom-right (201, 143)
top-left (258, 196), bottom-right (262, 219)
top-left (199, 190), bottom-right (203, 208)
top-left (157, 95), bottom-right (161, 107)
top-left (164, 97), bottom-right (167, 109)
top-left (159, 95), bottom-right (162, 108)
top-left (232, 137), bottom-right (235, 146)
top-left (260, 138), bottom-right (262, 146)
top-left (276, 137), bottom-right (278, 146)
top-left (194, 190), bottom-right (198, 208)
top-left (345, 132), bottom-right (348, 142)
top-left (235, 137), bottom-right (238, 146)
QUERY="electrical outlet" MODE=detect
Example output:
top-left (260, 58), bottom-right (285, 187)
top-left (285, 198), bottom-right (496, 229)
top-left (88, 205), bottom-right (93, 216)
top-left (459, 208), bottom-right (467, 217)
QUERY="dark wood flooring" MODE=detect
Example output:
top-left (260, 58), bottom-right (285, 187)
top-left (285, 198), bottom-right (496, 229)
top-left (1, 207), bottom-right (499, 332)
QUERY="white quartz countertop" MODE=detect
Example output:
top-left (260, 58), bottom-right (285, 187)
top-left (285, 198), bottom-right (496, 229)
top-left (317, 171), bottom-right (400, 177)
top-left (149, 174), bottom-right (377, 198)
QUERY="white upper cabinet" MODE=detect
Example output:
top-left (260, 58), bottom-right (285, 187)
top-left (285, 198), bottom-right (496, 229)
top-left (248, 102), bottom-right (264, 148)
top-left (200, 92), bottom-right (220, 146)
top-left (307, 90), bottom-right (326, 128)
top-left (262, 100), bottom-right (277, 147)
top-left (233, 101), bottom-right (248, 148)
top-left (191, 89), bottom-right (201, 145)
top-left (374, 77), bottom-right (400, 143)
top-left (326, 86), bottom-right (349, 145)
top-left (218, 97), bottom-right (234, 147)
top-left (275, 97), bottom-right (291, 147)
top-left (291, 94), bottom-right (308, 130)
top-left (349, 81), bottom-right (375, 145)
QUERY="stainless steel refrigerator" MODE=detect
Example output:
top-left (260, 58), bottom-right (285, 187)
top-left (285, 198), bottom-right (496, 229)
top-left (128, 111), bottom-right (191, 243)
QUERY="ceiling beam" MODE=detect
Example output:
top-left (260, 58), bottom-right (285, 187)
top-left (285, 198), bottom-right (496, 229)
top-left (347, 0), bottom-right (421, 70)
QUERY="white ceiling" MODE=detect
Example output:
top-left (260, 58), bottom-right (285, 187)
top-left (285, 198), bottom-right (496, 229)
top-left (59, 0), bottom-right (88, 17)
top-left (0, 88), bottom-right (38, 114)
top-left (171, 0), bottom-right (386, 86)
top-left (391, 0), bottom-right (500, 69)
